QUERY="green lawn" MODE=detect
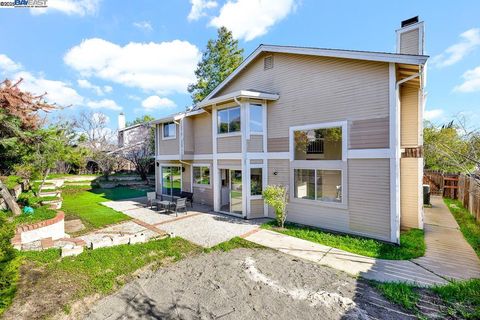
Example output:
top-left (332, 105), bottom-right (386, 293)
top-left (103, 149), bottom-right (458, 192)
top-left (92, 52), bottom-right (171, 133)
top-left (261, 221), bottom-right (425, 260)
top-left (204, 236), bottom-right (265, 253)
top-left (0, 206), bottom-right (57, 227)
top-left (444, 198), bottom-right (480, 257)
top-left (61, 186), bottom-right (150, 233)
top-left (374, 279), bottom-right (480, 319)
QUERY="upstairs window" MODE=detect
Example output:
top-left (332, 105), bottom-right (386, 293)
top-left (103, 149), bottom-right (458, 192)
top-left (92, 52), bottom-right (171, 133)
top-left (294, 127), bottom-right (342, 160)
top-left (163, 122), bottom-right (176, 139)
top-left (218, 106), bottom-right (241, 134)
top-left (249, 104), bottom-right (263, 133)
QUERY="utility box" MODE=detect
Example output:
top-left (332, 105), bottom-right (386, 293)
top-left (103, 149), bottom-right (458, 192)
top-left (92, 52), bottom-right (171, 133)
top-left (423, 184), bottom-right (431, 205)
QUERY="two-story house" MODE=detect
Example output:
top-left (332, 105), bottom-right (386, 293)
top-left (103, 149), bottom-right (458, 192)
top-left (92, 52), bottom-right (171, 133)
top-left (152, 17), bottom-right (427, 244)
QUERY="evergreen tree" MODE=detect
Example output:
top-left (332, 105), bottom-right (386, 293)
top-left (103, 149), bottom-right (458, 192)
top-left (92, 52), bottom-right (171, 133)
top-left (188, 27), bottom-right (243, 103)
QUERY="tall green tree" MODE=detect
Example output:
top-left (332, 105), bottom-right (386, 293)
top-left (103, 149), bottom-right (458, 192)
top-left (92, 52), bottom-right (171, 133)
top-left (188, 27), bottom-right (243, 103)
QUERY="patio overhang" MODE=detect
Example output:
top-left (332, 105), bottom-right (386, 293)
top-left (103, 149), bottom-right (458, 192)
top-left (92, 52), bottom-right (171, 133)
top-left (195, 90), bottom-right (279, 109)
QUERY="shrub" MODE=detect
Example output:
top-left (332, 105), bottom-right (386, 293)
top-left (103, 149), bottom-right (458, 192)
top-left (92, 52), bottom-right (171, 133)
top-left (17, 191), bottom-right (42, 208)
top-left (0, 214), bottom-right (20, 316)
top-left (263, 185), bottom-right (288, 228)
top-left (2, 176), bottom-right (21, 190)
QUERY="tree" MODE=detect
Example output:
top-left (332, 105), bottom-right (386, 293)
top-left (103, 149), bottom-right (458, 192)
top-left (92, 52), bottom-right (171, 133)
top-left (74, 111), bottom-right (120, 180)
top-left (263, 185), bottom-right (289, 228)
top-left (121, 116), bottom-right (155, 181)
top-left (126, 115), bottom-right (155, 127)
top-left (188, 27), bottom-right (243, 103)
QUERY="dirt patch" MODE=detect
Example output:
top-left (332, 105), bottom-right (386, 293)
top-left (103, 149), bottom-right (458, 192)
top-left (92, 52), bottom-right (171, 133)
top-left (85, 248), bottom-right (416, 320)
top-left (2, 262), bottom-right (85, 320)
top-left (64, 219), bottom-right (85, 233)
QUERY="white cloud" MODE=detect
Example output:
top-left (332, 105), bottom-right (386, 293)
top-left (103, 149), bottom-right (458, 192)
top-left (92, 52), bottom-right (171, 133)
top-left (0, 54), bottom-right (22, 73)
top-left (454, 66), bottom-right (480, 93)
top-left (424, 108), bottom-right (445, 121)
top-left (141, 95), bottom-right (176, 110)
top-left (133, 20), bottom-right (153, 32)
top-left (188, 0), bottom-right (217, 21)
top-left (30, 0), bottom-right (101, 16)
top-left (77, 79), bottom-right (112, 95)
top-left (86, 99), bottom-right (122, 111)
top-left (430, 28), bottom-right (480, 67)
top-left (64, 38), bottom-right (201, 94)
top-left (210, 0), bottom-right (296, 41)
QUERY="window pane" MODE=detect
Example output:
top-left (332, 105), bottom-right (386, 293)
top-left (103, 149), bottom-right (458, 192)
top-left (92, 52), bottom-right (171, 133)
top-left (164, 122), bottom-right (175, 138)
top-left (228, 107), bottom-right (241, 132)
top-left (194, 166), bottom-right (210, 185)
top-left (250, 104), bottom-right (263, 133)
top-left (171, 166), bottom-right (182, 196)
top-left (218, 110), bottom-right (229, 134)
top-left (294, 127), bottom-right (342, 160)
top-left (162, 167), bottom-right (171, 195)
top-left (250, 168), bottom-right (262, 196)
top-left (316, 170), bottom-right (342, 202)
top-left (294, 169), bottom-right (315, 199)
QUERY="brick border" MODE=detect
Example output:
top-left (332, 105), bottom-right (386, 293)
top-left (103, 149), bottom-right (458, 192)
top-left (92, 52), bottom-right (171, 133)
top-left (11, 211), bottom-right (65, 246)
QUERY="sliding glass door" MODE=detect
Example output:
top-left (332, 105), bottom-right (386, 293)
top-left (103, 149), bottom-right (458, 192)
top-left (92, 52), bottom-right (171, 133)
top-left (161, 166), bottom-right (182, 196)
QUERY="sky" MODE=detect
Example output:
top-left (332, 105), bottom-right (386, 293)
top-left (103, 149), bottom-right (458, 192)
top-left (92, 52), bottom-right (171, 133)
top-left (0, 0), bottom-right (479, 130)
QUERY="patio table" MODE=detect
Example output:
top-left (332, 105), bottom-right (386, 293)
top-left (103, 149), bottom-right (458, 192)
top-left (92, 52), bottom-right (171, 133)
top-left (157, 200), bottom-right (174, 213)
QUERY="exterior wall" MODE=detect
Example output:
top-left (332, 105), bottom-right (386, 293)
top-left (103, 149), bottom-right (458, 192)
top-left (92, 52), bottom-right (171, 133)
top-left (267, 159), bottom-right (290, 218)
top-left (400, 29), bottom-right (420, 55)
top-left (192, 113), bottom-right (213, 154)
top-left (217, 136), bottom-right (241, 153)
top-left (158, 124), bottom-right (179, 155)
top-left (400, 85), bottom-right (420, 147)
top-left (215, 53), bottom-right (390, 143)
top-left (183, 117), bottom-right (194, 155)
top-left (218, 159), bottom-right (242, 167)
top-left (349, 117), bottom-right (389, 149)
top-left (348, 159), bottom-right (391, 241)
top-left (268, 137), bottom-right (289, 152)
top-left (247, 135), bottom-right (263, 152)
top-left (400, 158), bottom-right (423, 229)
top-left (183, 163), bottom-right (192, 192)
top-left (250, 199), bottom-right (265, 218)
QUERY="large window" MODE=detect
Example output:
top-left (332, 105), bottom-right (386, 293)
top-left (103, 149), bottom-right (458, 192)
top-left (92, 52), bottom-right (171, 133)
top-left (162, 166), bottom-right (181, 196)
top-left (218, 106), bottom-right (241, 134)
top-left (294, 127), bottom-right (342, 160)
top-left (163, 122), bottom-right (176, 139)
top-left (250, 168), bottom-right (263, 196)
top-left (193, 166), bottom-right (210, 186)
top-left (294, 169), bottom-right (342, 203)
top-left (249, 104), bottom-right (263, 133)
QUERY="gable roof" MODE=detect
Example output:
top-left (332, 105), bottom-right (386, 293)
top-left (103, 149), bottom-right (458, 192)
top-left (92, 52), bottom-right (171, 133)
top-left (199, 44), bottom-right (429, 106)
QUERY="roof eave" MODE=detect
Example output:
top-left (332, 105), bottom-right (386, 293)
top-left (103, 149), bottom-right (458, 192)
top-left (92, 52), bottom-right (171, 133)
top-left (196, 90), bottom-right (279, 108)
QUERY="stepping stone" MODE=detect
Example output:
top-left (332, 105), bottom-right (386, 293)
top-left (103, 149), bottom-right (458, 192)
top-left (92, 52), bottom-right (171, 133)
top-left (41, 237), bottom-right (54, 249)
top-left (65, 219), bottom-right (85, 233)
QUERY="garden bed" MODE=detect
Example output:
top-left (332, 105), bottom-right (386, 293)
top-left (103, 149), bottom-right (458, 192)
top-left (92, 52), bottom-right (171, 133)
top-left (261, 221), bottom-right (425, 260)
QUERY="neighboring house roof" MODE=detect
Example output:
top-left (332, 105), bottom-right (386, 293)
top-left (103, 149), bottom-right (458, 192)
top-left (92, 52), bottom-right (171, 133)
top-left (200, 44), bottom-right (429, 106)
top-left (118, 122), bottom-right (147, 132)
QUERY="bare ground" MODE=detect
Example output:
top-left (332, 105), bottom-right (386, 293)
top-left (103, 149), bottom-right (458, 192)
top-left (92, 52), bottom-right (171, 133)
top-left (84, 248), bottom-right (423, 320)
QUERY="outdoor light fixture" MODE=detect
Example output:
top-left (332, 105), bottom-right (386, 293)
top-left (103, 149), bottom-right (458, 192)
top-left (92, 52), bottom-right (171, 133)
top-left (273, 171), bottom-right (278, 175)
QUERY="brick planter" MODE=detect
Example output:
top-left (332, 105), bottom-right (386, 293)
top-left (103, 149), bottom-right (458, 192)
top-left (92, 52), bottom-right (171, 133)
top-left (11, 211), bottom-right (65, 248)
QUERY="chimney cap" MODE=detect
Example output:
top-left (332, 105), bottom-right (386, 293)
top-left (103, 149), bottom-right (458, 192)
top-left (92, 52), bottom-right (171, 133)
top-left (401, 16), bottom-right (419, 28)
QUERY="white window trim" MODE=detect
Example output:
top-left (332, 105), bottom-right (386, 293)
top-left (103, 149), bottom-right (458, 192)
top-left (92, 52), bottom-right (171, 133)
top-left (289, 121), bottom-right (348, 209)
top-left (162, 122), bottom-right (176, 140)
top-left (191, 163), bottom-right (212, 189)
top-left (217, 105), bottom-right (241, 136)
top-left (249, 164), bottom-right (264, 199)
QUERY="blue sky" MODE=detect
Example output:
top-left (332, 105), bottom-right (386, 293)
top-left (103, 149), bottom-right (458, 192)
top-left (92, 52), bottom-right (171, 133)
top-left (0, 0), bottom-right (479, 129)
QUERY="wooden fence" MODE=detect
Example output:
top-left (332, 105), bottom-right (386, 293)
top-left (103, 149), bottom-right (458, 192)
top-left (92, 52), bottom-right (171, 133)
top-left (424, 170), bottom-right (480, 221)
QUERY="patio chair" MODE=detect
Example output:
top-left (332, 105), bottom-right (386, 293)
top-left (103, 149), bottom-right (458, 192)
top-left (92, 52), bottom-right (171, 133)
top-left (172, 198), bottom-right (188, 217)
top-left (180, 191), bottom-right (194, 208)
top-left (146, 192), bottom-right (157, 209)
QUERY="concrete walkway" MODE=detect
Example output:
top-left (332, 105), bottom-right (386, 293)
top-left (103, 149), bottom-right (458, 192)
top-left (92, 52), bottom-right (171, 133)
top-left (245, 196), bottom-right (480, 286)
top-left (413, 196), bottom-right (480, 280)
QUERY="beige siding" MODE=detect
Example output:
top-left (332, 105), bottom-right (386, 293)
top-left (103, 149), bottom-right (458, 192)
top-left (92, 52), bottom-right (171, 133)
top-left (401, 158), bottom-right (422, 229)
top-left (192, 113), bottom-right (212, 154)
top-left (250, 199), bottom-right (265, 218)
top-left (193, 186), bottom-right (213, 206)
top-left (287, 201), bottom-right (350, 233)
top-left (250, 159), bottom-right (263, 164)
top-left (267, 159), bottom-right (289, 218)
top-left (400, 29), bottom-right (419, 55)
top-left (218, 159), bottom-right (241, 167)
top-left (349, 159), bottom-right (391, 241)
top-left (349, 117), bottom-right (389, 149)
top-left (183, 117), bottom-right (194, 155)
top-left (217, 135), bottom-right (241, 153)
top-left (158, 124), bottom-right (179, 155)
top-left (182, 163), bottom-right (191, 192)
top-left (215, 53), bottom-right (390, 139)
top-left (247, 135), bottom-right (263, 152)
top-left (400, 85), bottom-right (420, 147)
top-left (268, 137), bottom-right (289, 152)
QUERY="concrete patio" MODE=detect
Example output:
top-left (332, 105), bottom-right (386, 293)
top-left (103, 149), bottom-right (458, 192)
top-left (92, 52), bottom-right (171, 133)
top-left (100, 197), bottom-right (267, 247)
